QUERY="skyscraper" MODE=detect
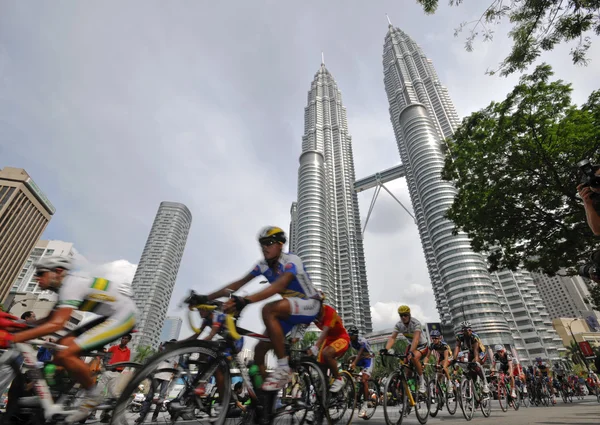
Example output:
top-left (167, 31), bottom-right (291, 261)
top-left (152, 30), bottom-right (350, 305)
top-left (160, 316), bottom-right (183, 342)
top-left (290, 62), bottom-right (372, 333)
top-left (131, 202), bottom-right (192, 349)
top-left (381, 24), bottom-right (512, 345)
top-left (0, 167), bottom-right (55, 301)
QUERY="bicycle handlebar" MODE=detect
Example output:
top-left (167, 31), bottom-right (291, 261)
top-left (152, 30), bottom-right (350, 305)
top-left (187, 303), bottom-right (242, 341)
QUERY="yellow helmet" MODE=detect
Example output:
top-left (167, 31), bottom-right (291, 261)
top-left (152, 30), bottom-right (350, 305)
top-left (398, 305), bottom-right (411, 315)
top-left (258, 226), bottom-right (286, 244)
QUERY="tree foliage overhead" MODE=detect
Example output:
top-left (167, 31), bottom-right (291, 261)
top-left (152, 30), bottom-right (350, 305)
top-left (417, 0), bottom-right (600, 76)
top-left (442, 64), bottom-right (600, 275)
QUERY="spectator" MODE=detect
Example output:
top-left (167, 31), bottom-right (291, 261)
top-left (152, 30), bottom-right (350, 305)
top-left (20, 311), bottom-right (36, 324)
top-left (97, 334), bottom-right (132, 423)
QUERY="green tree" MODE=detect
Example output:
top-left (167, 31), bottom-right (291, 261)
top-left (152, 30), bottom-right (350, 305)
top-left (301, 331), bottom-right (319, 348)
top-left (417, 0), bottom-right (600, 76)
top-left (586, 279), bottom-right (600, 310)
top-left (442, 64), bottom-right (600, 275)
top-left (566, 341), bottom-right (585, 366)
top-left (134, 345), bottom-right (156, 364)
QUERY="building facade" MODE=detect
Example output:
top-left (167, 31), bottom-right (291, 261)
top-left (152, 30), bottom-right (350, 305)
top-left (381, 25), bottom-right (512, 345)
top-left (0, 167), bottom-right (55, 301)
top-left (552, 318), bottom-right (600, 350)
top-left (10, 240), bottom-right (74, 294)
top-left (131, 202), bottom-right (192, 349)
top-left (492, 269), bottom-right (563, 362)
top-left (160, 316), bottom-right (183, 342)
top-left (290, 62), bottom-right (372, 333)
top-left (532, 271), bottom-right (600, 321)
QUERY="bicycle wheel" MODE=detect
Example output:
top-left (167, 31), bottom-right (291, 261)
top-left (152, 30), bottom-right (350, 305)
top-left (459, 378), bottom-right (474, 421)
top-left (521, 387), bottom-right (529, 408)
top-left (412, 378), bottom-right (430, 425)
top-left (427, 380), bottom-right (440, 418)
top-left (327, 371), bottom-right (355, 425)
top-left (479, 389), bottom-right (491, 418)
top-left (445, 381), bottom-right (458, 415)
top-left (112, 340), bottom-right (231, 425)
top-left (383, 370), bottom-right (407, 425)
top-left (289, 357), bottom-right (331, 425)
top-left (497, 383), bottom-right (507, 412)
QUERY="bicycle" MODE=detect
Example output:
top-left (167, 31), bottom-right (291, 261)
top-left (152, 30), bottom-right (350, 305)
top-left (424, 364), bottom-right (457, 417)
top-left (454, 360), bottom-right (491, 421)
top-left (380, 352), bottom-right (430, 425)
top-left (490, 370), bottom-right (519, 412)
top-left (339, 361), bottom-right (377, 421)
top-left (316, 363), bottom-right (355, 425)
top-left (112, 298), bottom-right (331, 425)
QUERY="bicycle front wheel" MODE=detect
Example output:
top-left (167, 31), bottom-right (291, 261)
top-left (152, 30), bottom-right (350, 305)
top-left (383, 370), bottom-right (407, 425)
top-left (111, 340), bottom-right (231, 425)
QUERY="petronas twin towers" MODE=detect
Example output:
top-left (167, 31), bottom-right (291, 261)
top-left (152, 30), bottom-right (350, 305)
top-left (289, 22), bottom-right (560, 359)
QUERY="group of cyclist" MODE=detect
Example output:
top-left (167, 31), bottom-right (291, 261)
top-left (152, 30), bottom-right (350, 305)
top-left (0, 225), bottom-right (598, 423)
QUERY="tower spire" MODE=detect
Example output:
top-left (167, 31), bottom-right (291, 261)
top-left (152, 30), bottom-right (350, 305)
top-left (321, 51), bottom-right (325, 66)
top-left (386, 13), bottom-right (392, 26)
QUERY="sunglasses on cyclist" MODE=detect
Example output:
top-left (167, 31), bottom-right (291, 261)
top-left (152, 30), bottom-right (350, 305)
top-left (259, 238), bottom-right (279, 247)
top-left (399, 313), bottom-right (410, 318)
top-left (35, 270), bottom-right (48, 278)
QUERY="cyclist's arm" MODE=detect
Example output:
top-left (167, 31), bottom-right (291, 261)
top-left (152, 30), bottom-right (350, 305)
top-left (313, 326), bottom-right (330, 350)
top-left (245, 272), bottom-right (295, 303)
top-left (202, 323), bottom-right (221, 341)
top-left (207, 274), bottom-right (254, 300)
top-left (384, 331), bottom-right (398, 350)
top-left (453, 340), bottom-right (461, 359)
top-left (12, 307), bottom-right (73, 343)
top-left (352, 346), bottom-right (365, 367)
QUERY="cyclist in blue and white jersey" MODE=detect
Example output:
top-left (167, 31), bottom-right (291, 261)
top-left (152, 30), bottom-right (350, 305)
top-left (348, 326), bottom-right (374, 418)
top-left (189, 226), bottom-right (320, 391)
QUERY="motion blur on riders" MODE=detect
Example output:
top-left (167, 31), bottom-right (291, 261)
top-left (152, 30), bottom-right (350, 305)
top-left (186, 226), bottom-right (320, 391)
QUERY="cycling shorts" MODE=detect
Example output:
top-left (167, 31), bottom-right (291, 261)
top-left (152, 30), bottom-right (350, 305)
top-left (405, 343), bottom-right (429, 357)
top-left (318, 336), bottom-right (350, 363)
top-left (468, 350), bottom-right (488, 363)
top-left (279, 298), bottom-right (320, 335)
top-left (499, 363), bottom-right (510, 373)
top-left (356, 357), bottom-right (374, 376)
top-left (72, 297), bottom-right (137, 351)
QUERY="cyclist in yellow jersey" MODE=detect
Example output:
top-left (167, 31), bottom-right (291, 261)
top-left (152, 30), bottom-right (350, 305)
top-left (0, 257), bottom-right (137, 423)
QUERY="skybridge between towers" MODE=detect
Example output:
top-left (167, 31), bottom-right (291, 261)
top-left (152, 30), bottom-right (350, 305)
top-left (354, 163), bottom-right (416, 236)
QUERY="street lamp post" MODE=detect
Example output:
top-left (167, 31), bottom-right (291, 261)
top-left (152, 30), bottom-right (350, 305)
top-left (567, 319), bottom-right (590, 372)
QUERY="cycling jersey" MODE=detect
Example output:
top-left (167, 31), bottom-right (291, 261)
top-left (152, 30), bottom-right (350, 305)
top-left (536, 362), bottom-right (550, 375)
top-left (493, 352), bottom-right (512, 371)
top-left (351, 336), bottom-right (373, 357)
top-left (314, 305), bottom-right (348, 341)
top-left (250, 252), bottom-right (318, 300)
top-left (455, 331), bottom-right (486, 353)
top-left (429, 341), bottom-right (453, 360)
top-left (56, 275), bottom-right (137, 350)
top-left (393, 317), bottom-right (427, 346)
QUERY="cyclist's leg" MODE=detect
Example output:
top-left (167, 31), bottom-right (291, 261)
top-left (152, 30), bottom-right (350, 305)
top-left (254, 340), bottom-right (274, 380)
top-left (318, 337), bottom-right (349, 380)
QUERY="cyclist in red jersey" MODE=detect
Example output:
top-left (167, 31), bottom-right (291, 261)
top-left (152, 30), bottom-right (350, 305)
top-left (309, 294), bottom-right (350, 393)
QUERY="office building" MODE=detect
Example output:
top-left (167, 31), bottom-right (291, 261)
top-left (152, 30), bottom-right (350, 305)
top-left (131, 202), bottom-right (192, 349)
top-left (379, 23), bottom-right (511, 345)
top-left (160, 316), bottom-right (183, 342)
top-left (553, 318), bottom-right (600, 350)
top-left (290, 61), bottom-right (372, 333)
top-left (0, 167), bottom-right (55, 301)
top-left (532, 271), bottom-right (600, 321)
top-left (10, 240), bottom-right (74, 294)
top-left (492, 269), bottom-right (563, 362)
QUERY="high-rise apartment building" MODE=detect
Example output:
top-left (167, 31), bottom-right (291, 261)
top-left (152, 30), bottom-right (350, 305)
top-left (532, 271), bottom-right (600, 321)
top-left (0, 167), bottom-right (55, 301)
top-left (131, 202), bottom-right (192, 349)
top-left (492, 269), bottom-right (563, 362)
top-left (11, 240), bottom-right (74, 294)
top-left (290, 62), bottom-right (372, 333)
top-left (159, 316), bottom-right (183, 342)
top-left (381, 24), bottom-right (512, 345)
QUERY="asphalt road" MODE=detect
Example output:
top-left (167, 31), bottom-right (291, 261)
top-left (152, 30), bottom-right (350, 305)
top-left (355, 395), bottom-right (599, 425)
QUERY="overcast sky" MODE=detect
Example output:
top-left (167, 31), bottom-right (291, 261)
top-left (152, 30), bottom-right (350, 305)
top-left (1, 1), bottom-right (598, 337)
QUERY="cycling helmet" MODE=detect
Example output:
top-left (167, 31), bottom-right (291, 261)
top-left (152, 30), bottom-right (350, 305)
top-left (258, 226), bottom-right (286, 244)
top-left (430, 330), bottom-right (441, 338)
top-left (459, 321), bottom-right (472, 330)
top-left (397, 305), bottom-right (411, 315)
top-left (347, 325), bottom-right (359, 337)
top-left (494, 344), bottom-right (505, 352)
top-left (316, 290), bottom-right (326, 301)
top-left (34, 256), bottom-right (73, 273)
top-left (535, 357), bottom-right (542, 362)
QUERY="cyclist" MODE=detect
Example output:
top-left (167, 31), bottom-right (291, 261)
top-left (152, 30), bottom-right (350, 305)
top-left (380, 305), bottom-right (428, 394)
top-left (426, 329), bottom-right (454, 395)
top-left (191, 226), bottom-right (320, 391)
top-left (553, 362), bottom-right (566, 394)
top-left (534, 357), bottom-right (555, 400)
top-left (453, 321), bottom-right (490, 394)
top-left (491, 345), bottom-right (516, 398)
top-left (309, 292), bottom-right (350, 393)
top-left (348, 325), bottom-right (375, 418)
top-left (0, 256), bottom-right (137, 423)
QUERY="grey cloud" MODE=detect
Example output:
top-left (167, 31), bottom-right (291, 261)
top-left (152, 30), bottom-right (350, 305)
top-left (1, 0), bottom-right (597, 334)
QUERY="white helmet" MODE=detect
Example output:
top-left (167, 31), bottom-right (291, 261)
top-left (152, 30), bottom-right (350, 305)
top-left (494, 344), bottom-right (505, 352)
top-left (35, 256), bottom-right (72, 272)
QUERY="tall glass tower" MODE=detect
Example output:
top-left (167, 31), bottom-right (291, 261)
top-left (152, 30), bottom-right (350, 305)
top-left (382, 24), bottom-right (511, 345)
top-left (290, 62), bottom-right (372, 333)
top-left (131, 201), bottom-right (192, 349)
